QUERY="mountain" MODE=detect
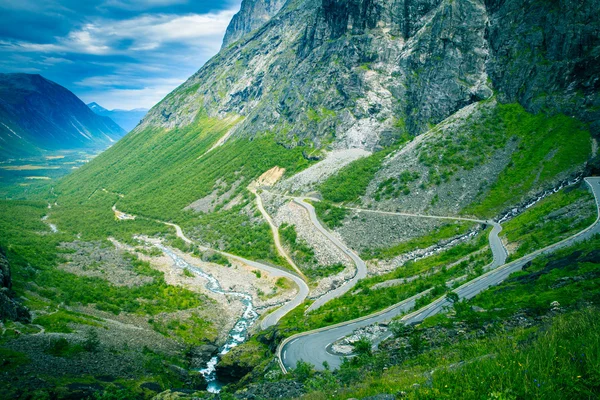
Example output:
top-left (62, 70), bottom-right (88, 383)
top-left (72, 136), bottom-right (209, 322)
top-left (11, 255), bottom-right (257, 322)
top-left (0, 73), bottom-right (126, 159)
top-left (221, 0), bottom-right (286, 48)
top-left (3, 1), bottom-right (600, 398)
top-left (87, 102), bottom-right (148, 132)
top-left (59, 0), bottom-right (599, 220)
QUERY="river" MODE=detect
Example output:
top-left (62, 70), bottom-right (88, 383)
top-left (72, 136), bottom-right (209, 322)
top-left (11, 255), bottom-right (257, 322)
top-left (154, 244), bottom-right (259, 393)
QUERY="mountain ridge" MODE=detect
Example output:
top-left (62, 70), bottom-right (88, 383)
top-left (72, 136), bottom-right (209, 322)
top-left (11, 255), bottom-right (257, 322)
top-left (137, 0), bottom-right (599, 151)
top-left (0, 73), bottom-right (125, 159)
top-left (87, 102), bottom-right (148, 132)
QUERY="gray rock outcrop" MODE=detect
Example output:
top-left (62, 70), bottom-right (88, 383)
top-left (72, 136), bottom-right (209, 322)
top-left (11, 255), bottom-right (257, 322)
top-left (222, 0), bottom-right (286, 48)
top-left (139, 0), bottom-right (599, 150)
top-left (0, 247), bottom-right (31, 323)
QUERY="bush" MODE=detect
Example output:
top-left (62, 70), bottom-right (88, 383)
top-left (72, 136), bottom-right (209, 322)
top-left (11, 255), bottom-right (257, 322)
top-left (353, 337), bottom-right (373, 356)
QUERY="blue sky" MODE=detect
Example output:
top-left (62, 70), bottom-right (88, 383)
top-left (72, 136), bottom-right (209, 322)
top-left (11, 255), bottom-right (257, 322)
top-left (0, 0), bottom-right (241, 110)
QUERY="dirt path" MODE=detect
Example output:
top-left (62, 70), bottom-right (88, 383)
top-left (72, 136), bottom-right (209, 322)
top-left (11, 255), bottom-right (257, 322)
top-left (250, 187), bottom-right (307, 279)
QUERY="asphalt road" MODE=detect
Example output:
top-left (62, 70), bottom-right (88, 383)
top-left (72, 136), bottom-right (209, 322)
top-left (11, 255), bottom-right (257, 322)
top-left (293, 199), bottom-right (368, 312)
top-left (279, 177), bottom-right (600, 372)
top-left (263, 191), bottom-right (507, 311)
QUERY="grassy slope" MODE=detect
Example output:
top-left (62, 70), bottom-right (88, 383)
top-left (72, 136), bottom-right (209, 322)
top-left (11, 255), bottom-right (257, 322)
top-left (277, 229), bottom-right (491, 334)
top-left (464, 103), bottom-right (591, 217)
top-left (57, 116), bottom-right (312, 220)
top-left (289, 235), bottom-right (600, 400)
top-left (0, 200), bottom-right (219, 397)
top-left (502, 183), bottom-right (597, 260)
top-left (318, 139), bottom-right (409, 204)
top-left (53, 113), bottom-right (316, 264)
top-left (0, 200), bottom-right (214, 328)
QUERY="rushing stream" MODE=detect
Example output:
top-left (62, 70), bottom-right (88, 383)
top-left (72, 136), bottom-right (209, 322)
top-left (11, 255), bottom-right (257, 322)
top-left (155, 244), bottom-right (259, 393)
top-left (41, 215), bottom-right (58, 233)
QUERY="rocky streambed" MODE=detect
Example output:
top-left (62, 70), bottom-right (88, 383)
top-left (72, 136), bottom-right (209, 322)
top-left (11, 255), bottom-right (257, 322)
top-left (154, 244), bottom-right (259, 393)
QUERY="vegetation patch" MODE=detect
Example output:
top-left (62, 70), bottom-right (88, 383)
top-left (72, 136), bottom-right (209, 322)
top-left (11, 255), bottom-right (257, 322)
top-left (270, 237), bottom-right (600, 400)
top-left (319, 139), bottom-right (409, 203)
top-left (463, 103), bottom-right (591, 217)
top-left (313, 201), bottom-right (348, 229)
top-left (361, 221), bottom-right (477, 260)
top-left (33, 310), bottom-right (102, 333)
top-left (304, 263), bottom-right (346, 280)
top-left (280, 223), bottom-right (317, 268)
top-left (278, 231), bottom-right (491, 335)
top-left (502, 184), bottom-right (597, 260)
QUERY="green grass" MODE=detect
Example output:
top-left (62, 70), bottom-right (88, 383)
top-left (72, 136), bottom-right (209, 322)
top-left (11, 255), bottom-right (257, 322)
top-left (0, 199), bottom-right (214, 319)
top-left (0, 348), bottom-right (30, 370)
top-left (150, 313), bottom-right (217, 346)
top-left (286, 236), bottom-right (600, 400)
top-left (304, 263), bottom-right (346, 280)
top-left (456, 235), bottom-right (600, 323)
top-left (33, 310), bottom-right (102, 333)
top-left (53, 123), bottom-right (315, 264)
top-left (280, 223), bottom-right (318, 270)
top-left (361, 221), bottom-right (478, 260)
top-left (464, 103), bottom-right (591, 217)
top-left (185, 203), bottom-right (285, 265)
top-left (296, 308), bottom-right (600, 400)
top-left (319, 140), bottom-right (409, 203)
top-left (277, 230), bottom-right (491, 335)
top-left (45, 337), bottom-right (86, 358)
top-left (415, 103), bottom-right (591, 219)
top-left (313, 201), bottom-right (348, 229)
top-left (57, 118), bottom-right (314, 224)
top-left (502, 184), bottom-right (597, 260)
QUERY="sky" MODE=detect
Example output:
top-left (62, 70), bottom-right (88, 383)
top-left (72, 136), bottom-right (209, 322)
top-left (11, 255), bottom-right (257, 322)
top-left (0, 0), bottom-right (241, 110)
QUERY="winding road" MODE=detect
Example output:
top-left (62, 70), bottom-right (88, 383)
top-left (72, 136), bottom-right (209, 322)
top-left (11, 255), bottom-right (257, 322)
top-left (294, 199), bottom-right (368, 312)
top-left (251, 188), bottom-right (308, 280)
top-left (278, 177), bottom-right (600, 372)
top-left (261, 191), bottom-right (507, 311)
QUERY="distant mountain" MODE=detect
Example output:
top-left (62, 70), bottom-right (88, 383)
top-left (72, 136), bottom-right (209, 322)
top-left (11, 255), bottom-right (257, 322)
top-left (0, 73), bottom-right (126, 159)
top-left (87, 102), bottom-right (148, 132)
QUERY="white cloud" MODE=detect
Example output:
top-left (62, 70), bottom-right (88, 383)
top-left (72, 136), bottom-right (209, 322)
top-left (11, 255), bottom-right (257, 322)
top-left (2, 8), bottom-right (237, 55)
top-left (80, 83), bottom-right (183, 110)
top-left (0, 2), bottom-right (243, 110)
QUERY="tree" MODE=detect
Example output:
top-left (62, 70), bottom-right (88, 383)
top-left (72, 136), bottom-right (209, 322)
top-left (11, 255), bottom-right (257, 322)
top-left (390, 320), bottom-right (413, 338)
top-left (446, 291), bottom-right (460, 304)
top-left (83, 328), bottom-right (100, 352)
top-left (293, 360), bottom-right (314, 383)
top-left (353, 336), bottom-right (373, 357)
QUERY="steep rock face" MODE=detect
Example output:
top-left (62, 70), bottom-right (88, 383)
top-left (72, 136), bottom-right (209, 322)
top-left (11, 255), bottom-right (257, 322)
top-left (221, 0), bottom-right (287, 48)
top-left (485, 0), bottom-right (600, 134)
top-left (137, 0), bottom-right (598, 151)
top-left (141, 0), bottom-right (497, 150)
top-left (0, 248), bottom-right (30, 323)
top-left (0, 73), bottom-right (125, 158)
top-left (62, 0), bottom-right (599, 219)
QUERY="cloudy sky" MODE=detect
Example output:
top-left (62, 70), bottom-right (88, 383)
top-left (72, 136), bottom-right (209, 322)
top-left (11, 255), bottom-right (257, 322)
top-left (0, 0), bottom-right (241, 110)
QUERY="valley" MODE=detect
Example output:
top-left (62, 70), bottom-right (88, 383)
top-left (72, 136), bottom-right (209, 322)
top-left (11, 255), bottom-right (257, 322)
top-left (1, 0), bottom-right (599, 398)
top-left (0, 150), bottom-right (100, 197)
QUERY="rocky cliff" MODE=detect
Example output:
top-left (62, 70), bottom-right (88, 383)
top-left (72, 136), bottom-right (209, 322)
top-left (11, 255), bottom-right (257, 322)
top-left (0, 248), bottom-right (30, 322)
top-left (222, 0), bottom-right (287, 48)
top-left (0, 73), bottom-right (125, 159)
top-left (138, 0), bottom-right (598, 152)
